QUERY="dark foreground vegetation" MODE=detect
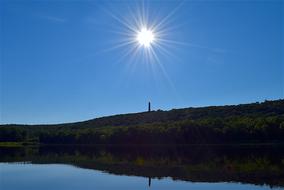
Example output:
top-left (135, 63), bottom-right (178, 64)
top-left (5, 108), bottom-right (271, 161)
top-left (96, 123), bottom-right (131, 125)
top-left (0, 99), bottom-right (284, 145)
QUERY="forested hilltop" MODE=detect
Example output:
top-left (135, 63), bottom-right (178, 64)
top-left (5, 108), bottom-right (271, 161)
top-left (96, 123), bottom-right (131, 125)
top-left (1, 99), bottom-right (284, 145)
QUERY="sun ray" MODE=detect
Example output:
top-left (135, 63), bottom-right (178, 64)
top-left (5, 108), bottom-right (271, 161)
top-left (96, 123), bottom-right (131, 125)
top-left (100, 0), bottom-right (188, 99)
top-left (102, 8), bottom-right (138, 33)
top-left (152, 1), bottom-right (185, 33)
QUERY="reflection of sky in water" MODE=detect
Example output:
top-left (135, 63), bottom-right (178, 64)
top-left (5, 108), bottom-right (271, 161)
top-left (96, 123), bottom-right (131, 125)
top-left (0, 163), bottom-right (280, 190)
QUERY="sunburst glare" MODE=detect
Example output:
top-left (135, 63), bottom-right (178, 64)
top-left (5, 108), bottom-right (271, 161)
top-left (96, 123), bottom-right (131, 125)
top-left (136, 27), bottom-right (155, 47)
top-left (100, 1), bottom-right (186, 98)
top-left (102, 1), bottom-right (185, 64)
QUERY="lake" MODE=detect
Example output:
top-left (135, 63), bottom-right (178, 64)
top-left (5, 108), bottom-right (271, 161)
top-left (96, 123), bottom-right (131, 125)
top-left (0, 145), bottom-right (283, 190)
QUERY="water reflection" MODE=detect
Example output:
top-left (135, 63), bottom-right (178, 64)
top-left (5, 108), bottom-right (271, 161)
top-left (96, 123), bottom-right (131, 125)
top-left (0, 145), bottom-right (283, 188)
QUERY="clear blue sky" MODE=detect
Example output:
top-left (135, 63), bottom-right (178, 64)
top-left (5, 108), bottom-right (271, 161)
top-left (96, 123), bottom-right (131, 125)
top-left (0, 0), bottom-right (283, 124)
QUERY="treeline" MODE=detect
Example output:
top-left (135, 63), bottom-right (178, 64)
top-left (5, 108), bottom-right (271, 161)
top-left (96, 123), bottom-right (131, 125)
top-left (1, 99), bottom-right (284, 144)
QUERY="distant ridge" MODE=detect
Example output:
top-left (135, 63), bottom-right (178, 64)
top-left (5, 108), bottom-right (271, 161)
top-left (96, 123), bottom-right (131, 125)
top-left (1, 99), bottom-right (284, 145)
top-left (3, 99), bottom-right (283, 127)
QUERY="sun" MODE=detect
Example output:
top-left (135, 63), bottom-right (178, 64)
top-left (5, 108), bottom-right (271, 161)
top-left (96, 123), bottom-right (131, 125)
top-left (136, 28), bottom-right (155, 47)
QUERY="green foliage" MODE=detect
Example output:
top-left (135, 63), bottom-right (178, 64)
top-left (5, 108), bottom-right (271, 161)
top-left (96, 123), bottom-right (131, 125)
top-left (0, 127), bottom-right (27, 142)
top-left (1, 99), bottom-right (284, 144)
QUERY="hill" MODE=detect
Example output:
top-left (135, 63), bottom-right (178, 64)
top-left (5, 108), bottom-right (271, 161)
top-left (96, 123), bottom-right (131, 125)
top-left (0, 99), bottom-right (284, 144)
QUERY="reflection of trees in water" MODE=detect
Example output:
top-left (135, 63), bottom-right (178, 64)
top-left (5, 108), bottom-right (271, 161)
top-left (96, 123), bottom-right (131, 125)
top-left (0, 145), bottom-right (284, 187)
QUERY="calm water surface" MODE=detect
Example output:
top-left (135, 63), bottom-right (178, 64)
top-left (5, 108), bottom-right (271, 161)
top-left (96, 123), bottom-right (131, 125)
top-left (0, 145), bottom-right (283, 190)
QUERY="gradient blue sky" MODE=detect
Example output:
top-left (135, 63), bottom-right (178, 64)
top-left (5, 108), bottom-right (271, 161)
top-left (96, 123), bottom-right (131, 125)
top-left (0, 0), bottom-right (283, 124)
